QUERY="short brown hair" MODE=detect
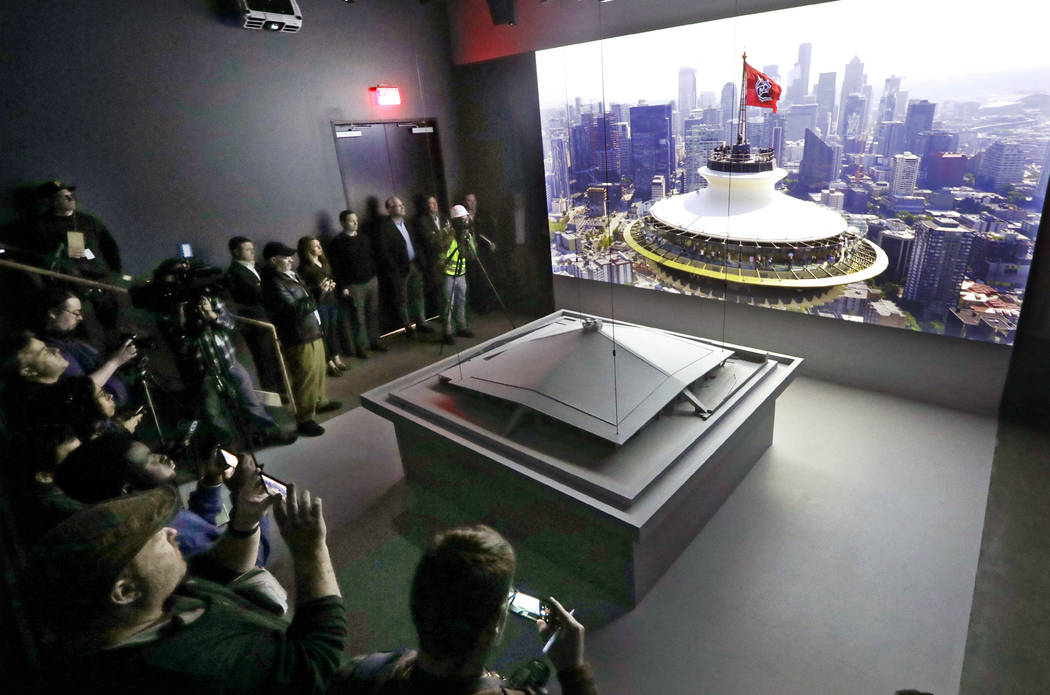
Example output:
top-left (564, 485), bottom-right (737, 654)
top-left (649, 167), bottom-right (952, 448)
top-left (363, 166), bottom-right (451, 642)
top-left (410, 525), bottom-right (515, 660)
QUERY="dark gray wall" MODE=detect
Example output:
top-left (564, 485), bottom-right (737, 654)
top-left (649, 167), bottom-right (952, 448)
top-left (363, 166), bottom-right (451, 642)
top-left (0, 0), bottom-right (461, 275)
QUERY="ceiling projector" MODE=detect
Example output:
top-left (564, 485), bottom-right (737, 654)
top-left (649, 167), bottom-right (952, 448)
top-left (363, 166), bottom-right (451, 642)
top-left (236, 0), bottom-right (302, 33)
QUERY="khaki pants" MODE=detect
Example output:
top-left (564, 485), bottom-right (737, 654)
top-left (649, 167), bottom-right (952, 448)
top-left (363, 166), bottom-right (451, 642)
top-left (283, 338), bottom-right (328, 422)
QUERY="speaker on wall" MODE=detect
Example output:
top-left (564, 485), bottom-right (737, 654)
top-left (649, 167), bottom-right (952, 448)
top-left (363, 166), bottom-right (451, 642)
top-left (486, 0), bottom-right (516, 26)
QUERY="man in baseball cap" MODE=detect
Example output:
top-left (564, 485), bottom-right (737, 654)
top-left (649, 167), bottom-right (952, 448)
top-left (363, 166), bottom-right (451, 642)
top-left (33, 464), bottom-right (347, 694)
top-left (261, 241), bottom-right (340, 436)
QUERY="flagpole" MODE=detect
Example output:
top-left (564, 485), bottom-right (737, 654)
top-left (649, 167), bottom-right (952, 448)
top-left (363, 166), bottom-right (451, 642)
top-left (737, 51), bottom-right (748, 145)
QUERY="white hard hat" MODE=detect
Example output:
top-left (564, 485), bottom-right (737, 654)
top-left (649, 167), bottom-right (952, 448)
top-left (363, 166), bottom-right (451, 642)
top-left (450, 204), bottom-right (469, 219)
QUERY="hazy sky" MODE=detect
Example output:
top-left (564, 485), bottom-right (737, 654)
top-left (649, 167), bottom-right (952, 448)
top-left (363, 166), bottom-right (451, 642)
top-left (536, 0), bottom-right (1048, 110)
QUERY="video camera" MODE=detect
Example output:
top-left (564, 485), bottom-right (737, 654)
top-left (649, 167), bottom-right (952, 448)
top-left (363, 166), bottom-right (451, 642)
top-left (129, 258), bottom-right (225, 314)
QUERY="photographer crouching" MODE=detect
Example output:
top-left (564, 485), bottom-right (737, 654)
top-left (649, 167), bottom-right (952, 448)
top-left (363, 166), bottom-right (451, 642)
top-left (132, 258), bottom-right (295, 451)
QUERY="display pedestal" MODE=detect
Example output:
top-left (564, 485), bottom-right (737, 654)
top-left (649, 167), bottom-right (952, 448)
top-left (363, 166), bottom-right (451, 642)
top-left (362, 311), bottom-right (800, 605)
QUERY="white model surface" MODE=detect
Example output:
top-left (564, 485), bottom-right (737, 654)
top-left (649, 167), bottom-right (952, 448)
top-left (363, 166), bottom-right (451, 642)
top-left (438, 315), bottom-right (734, 445)
top-left (650, 166), bottom-right (845, 243)
top-left (361, 311), bottom-right (803, 603)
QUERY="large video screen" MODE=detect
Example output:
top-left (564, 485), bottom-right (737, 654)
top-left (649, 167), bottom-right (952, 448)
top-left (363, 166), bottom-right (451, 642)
top-left (537, 0), bottom-right (1049, 345)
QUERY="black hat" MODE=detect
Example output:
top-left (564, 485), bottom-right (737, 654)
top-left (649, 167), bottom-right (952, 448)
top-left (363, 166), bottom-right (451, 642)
top-left (37, 180), bottom-right (76, 197)
top-left (263, 241), bottom-right (296, 260)
top-left (32, 486), bottom-right (179, 611)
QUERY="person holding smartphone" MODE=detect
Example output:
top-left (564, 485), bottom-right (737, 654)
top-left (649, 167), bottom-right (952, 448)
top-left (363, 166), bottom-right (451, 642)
top-left (329, 525), bottom-right (597, 694)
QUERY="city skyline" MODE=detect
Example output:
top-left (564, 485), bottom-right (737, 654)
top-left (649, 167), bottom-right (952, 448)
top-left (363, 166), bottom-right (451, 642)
top-left (535, 0), bottom-right (1047, 110)
top-left (537, 0), bottom-right (1046, 346)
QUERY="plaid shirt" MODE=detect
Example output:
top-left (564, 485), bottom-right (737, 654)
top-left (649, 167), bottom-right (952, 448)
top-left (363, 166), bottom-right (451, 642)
top-left (194, 296), bottom-right (239, 375)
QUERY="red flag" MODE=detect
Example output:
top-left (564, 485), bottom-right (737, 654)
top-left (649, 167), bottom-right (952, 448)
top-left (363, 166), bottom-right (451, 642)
top-left (745, 63), bottom-right (782, 113)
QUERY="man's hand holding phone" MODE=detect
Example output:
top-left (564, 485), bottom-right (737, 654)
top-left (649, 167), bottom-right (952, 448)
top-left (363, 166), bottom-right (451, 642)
top-left (536, 596), bottom-right (585, 672)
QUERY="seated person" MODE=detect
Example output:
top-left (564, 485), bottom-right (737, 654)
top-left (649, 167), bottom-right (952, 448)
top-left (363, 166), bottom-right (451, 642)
top-left (7, 423), bottom-right (84, 543)
top-left (1, 331), bottom-right (75, 432)
top-left (54, 374), bottom-right (143, 442)
top-left (36, 286), bottom-right (138, 406)
top-left (54, 433), bottom-right (271, 567)
top-left (330, 525), bottom-right (597, 695)
top-left (33, 470), bottom-right (346, 694)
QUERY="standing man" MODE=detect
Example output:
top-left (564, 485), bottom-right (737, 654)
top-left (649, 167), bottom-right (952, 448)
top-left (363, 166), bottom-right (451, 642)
top-left (225, 236), bottom-right (282, 392)
top-left (377, 196), bottom-right (433, 337)
top-left (31, 180), bottom-right (122, 276)
top-left (463, 193), bottom-right (499, 314)
top-left (438, 205), bottom-right (477, 344)
top-left (415, 196), bottom-right (446, 317)
top-left (261, 242), bottom-right (340, 437)
top-left (328, 210), bottom-right (386, 358)
top-left (31, 180), bottom-right (123, 331)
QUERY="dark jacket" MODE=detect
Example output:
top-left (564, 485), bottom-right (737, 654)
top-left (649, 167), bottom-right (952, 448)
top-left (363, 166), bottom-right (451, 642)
top-left (377, 217), bottom-right (430, 278)
top-left (261, 266), bottom-right (322, 347)
top-left (225, 262), bottom-right (269, 320)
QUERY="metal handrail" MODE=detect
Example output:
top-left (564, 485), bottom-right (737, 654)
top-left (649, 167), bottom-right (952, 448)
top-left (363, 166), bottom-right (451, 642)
top-left (0, 257), bottom-right (296, 413)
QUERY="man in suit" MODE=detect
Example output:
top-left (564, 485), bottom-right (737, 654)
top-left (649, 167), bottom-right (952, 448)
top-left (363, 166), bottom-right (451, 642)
top-left (377, 196), bottom-right (433, 337)
top-left (414, 196), bottom-right (446, 322)
top-left (225, 236), bottom-right (281, 392)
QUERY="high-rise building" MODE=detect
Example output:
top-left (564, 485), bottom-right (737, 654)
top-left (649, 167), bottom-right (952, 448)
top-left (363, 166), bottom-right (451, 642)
top-left (890, 152), bottom-right (920, 196)
top-left (903, 218), bottom-right (974, 319)
top-left (925, 152), bottom-right (967, 189)
top-left (784, 103), bottom-right (819, 141)
top-left (683, 119), bottom-right (723, 192)
top-left (877, 120), bottom-right (906, 158)
top-left (877, 75), bottom-right (902, 122)
top-left (677, 67), bottom-right (697, 136)
top-left (977, 141), bottom-right (1025, 192)
top-left (550, 134), bottom-right (570, 202)
top-left (786, 43), bottom-right (812, 105)
top-left (720, 82), bottom-right (737, 143)
top-left (591, 114), bottom-right (623, 183)
top-left (762, 65), bottom-right (781, 85)
top-left (651, 175), bottom-right (666, 201)
top-left (1037, 142), bottom-right (1050, 202)
top-left (904, 100), bottom-right (936, 154)
top-left (629, 103), bottom-right (673, 202)
top-left (815, 72), bottom-right (836, 136)
top-left (839, 92), bottom-right (865, 146)
top-left (837, 56), bottom-right (866, 135)
top-left (799, 128), bottom-right (838, 191)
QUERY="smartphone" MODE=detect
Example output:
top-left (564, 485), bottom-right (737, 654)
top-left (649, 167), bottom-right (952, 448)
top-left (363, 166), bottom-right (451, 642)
top-left (218, 448), bottom-right (288, 498)
top-left (509, 590), bottom-right (551, 623)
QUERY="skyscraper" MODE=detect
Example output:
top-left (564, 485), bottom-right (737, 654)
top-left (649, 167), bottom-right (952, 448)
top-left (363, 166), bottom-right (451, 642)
top-left (677, 67), bottom-right (697, 136)
top-left (1037, 142), bottom-right (1050, 202)
top-left (799, 128), bottom-right (838, 191)
top-left (815, 72), bottom-right (836, 136)
top-left (786, 43), bottom-right (812, 105)
top-left (904, 100), bottom-right (936, 154)
top-left (630, 103), bottom-right (673, 202)
top-left (890, 152), bottom-right (920, 196)
top-left (878, 75), bottom-right (902, 122)
top-left (683, 119), bottom-right (723, 192)
top-left (837, 56), bottom-right (866, 135)
top-left (903, 219), bottom-right (974, 320)
top-left (839, 93), bottom-right (869, 148)
top-left (720, 81), bottom-right (737, 143)
top-left (977, 141), bottom-right (1025, 192)
top-left (877, 121), bottom-right (906, 157)
top-left (784, 103), bottom-right (819, 141)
